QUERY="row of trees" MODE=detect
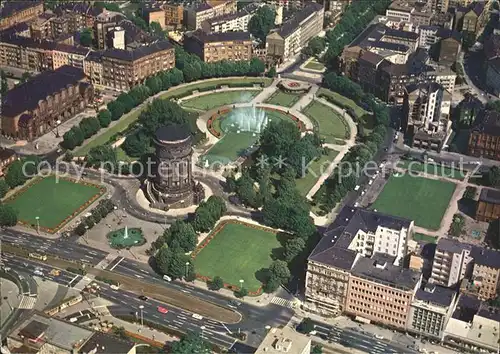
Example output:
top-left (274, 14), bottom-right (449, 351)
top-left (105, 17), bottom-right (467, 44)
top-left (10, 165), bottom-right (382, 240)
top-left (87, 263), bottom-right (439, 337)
top-left (152, 196), bottom-right (227, 280)
top-left (74, 199), bottom-right (115, 236)
top-left (62, 110), bottom-right (111, 150)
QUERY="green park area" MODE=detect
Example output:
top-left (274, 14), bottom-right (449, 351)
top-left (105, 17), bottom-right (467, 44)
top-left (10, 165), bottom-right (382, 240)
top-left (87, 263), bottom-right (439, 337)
top-left (74, 77), bottom-right (271, 157)
top-left (6, 176), bottom-right (103, 231)
top-left (304, 60), bottom-right (325, 71)
top-left (107, 227), bottom-right (146, 249)
top-left (193, 221), bottom-right (282, 292)
top-left (181, 90), bottom-right (260, 111)
top-left (372, 174), bottom-right (456, 230)
top-left (265, 91), bottom-right (302, 107)
top-left (302, 101), bottom-right (350, 143)
top-left (397, 160), bottom-right (466, 181)
top-left (295, 148), bottom-right (339, 196)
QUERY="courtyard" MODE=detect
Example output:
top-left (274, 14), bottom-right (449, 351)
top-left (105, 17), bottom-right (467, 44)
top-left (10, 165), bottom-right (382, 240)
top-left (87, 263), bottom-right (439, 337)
top-left (192, 220), bottom-right (284, 293)
top-left (6, 176), bottom-right (104, 232)
top-left (180, 90), bottom-right (260, 111)
top-left (372, 174), bottom-right (457, 230)
top-left (302, 101), bottom-right (350, 143)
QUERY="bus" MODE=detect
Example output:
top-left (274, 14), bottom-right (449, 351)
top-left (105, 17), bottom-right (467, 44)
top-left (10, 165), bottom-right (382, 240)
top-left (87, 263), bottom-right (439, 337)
top-left (29, 253), bottom-right (47, 261)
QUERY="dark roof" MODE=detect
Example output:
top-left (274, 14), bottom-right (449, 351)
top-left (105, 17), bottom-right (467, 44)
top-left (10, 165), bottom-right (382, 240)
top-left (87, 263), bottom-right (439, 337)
top-left (485, 34), bottom-right (500, 60)
top-left (194, 2), bottom-right (212, 12)
top-left (118, 19), bottom-right (154, 45)
top-left (19, 320), bottom-right (48, 339)
top-left (349, 23), bottom-right (385, 49)
top-left (479, 188), bottom-right (500, 205)
top-left (0, 22), bottom-right (29, 37)
top-left (54, 2), bottom-right (103, 17)
top-left (452, 294), bottom-right (481, 322)
top-left (406, 81), bottom-right (442, 95)
top-left (54, 44), bottom-right (90, 55)
top-left (471, 245), bottom-right (500, 268)
top-left (308, 227), bottom-right (358, 270)
top-left (383, 28), bottom-right (419, 41)
top-left (2, 66), bottom-right (86, 117)
top-left (472, 109), bottom-right (500, 136)
top-left (470, 2), bottom-right (485, 16)
top-left (102, 40), bottom-right (173, 61)
top-left (359, 51), bottom-right (385, 67)
top-left (369, 40), bottom-right (409, 52)
top-left (436, 238), bottom-right (472, 254)
top-left (0, 35), bottom-right (57, 51)
top-left (277, 2), bottom-right (323, 38)
top-left (477, 303), bottom-right (500, 322)
top-left (0, 148), bottom-right (16, 161)
top-left (189, 30), bottom-right (251, 43)
top-left (415, 283), bottom-right (456, 307)
top-left (0, 1), bottom-right (41, 18)
top-left (351, 254), bottom-right (421, 290)
top-left (437, 28), bottom-right (462, 42)
top-left (155, 123), bottom-right (191, 143)
top-left (79, 332), bottom-right (135, 354)
top-left (85, 50), bottom-right (103, 62)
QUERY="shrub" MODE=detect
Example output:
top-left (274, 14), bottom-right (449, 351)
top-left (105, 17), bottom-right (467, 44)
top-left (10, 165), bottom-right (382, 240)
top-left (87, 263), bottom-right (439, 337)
top-left (66, 267), bottom-right (86, 275)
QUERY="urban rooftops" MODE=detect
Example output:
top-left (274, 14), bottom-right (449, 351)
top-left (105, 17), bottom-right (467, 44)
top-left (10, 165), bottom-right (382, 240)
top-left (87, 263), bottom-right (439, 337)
top-left (478, 187), bottom-right (500, 205)
top-left (415, 283), bottom-right (456, 307)
top-left (102, 40), bottom-right (173, 61)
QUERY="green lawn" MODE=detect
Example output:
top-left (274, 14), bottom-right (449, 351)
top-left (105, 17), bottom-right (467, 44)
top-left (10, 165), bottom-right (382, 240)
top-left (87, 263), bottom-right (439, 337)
top-left (413, 233), bottom-right (438, 244)
top-left (372, 174), bottom-right (457, 230)
top-left (74, 77), bottom-right (272, 156)
top-left (317, 88), bottom-right (368, 119)
top-left (303, 101), bottom-right (350, 143)
top-left (202, 132), bottom-right (257, 165)
top-left (295, 149), bottom-right (339, 196)
top-left (304, 60), bottom-right (325, 71)
top-left (193, 221), bottom-right (283, 292)
top-left (398, 160), bottom-right (466, 181)
top-left (6, 176), bottom-right (103, 231)
top-left (181, 90), bottom-right (260, 111)
top-left (265, 91), bottom-right (302, 107)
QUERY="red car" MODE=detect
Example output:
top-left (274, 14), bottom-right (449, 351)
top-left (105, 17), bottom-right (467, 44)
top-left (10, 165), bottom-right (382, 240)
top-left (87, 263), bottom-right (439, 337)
top-left (157, 306), bottom-right (168, 314)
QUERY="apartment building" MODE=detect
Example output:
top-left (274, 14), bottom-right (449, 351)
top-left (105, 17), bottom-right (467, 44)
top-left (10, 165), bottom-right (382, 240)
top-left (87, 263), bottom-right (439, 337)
top-left (408, 284), bottom-right (457, 339)
top-left (432, 0), bottom-right (450, 13)
top-left (470, 247), bottom-right (500, 300)
top-left (475, 188), bottom-right (500, 222)
top-left (468, 110), bottom-right (500, 161)
top-left (346, 253), bottom-right (421, 329)
top-left (185, 0), bottom-right (238, 30)
top-left (83, 51), bottom-right (103, 86)
top-left (455, 2), bottom-right (487, 46)
top-left (418, 25), bottom-right (440, 49)
top-left (183, 31), bottom-right (253, 63)
top-left (52, 44), bottom-right (90, 70)
top-left (144, 7), bottom-right (166, 28)
top-left (305, 207), bottom-right (414, 316)
top-left (266, 2), bottom-right (324, 62)
top-left (101, 40), bottom-right (175, 90)
top-left (431, 238), bottom-right (474, 287)
top-left (0, 35), bottom-right (55, 72)
top-left (385, 0), bottom-right (432, 26)
top-left (1, 66), bottom-right (94, 141)
top-left (29, 13), bottom-right (55, 40)
top-left (201, 3), bottom-right (263, 34)
top-left (0, 1), bottom-right (44, 31)
top-left (165, 3), bottom-right (184, 27)
top-left (53, 2), bottom-right (102, 30)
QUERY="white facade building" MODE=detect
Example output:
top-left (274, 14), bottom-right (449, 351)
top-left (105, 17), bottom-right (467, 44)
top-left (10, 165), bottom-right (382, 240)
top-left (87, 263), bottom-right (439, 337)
top-left (431, 238), bottom-right (474, 287)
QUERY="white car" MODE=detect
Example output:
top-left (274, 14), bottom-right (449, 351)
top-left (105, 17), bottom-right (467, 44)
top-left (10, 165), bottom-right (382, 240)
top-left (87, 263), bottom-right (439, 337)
top-left (368, 180), bottom-right (373, 185)
top-left (374, 334), bottom-right (384, 340)
top-left (192, 313), bottom-right (203, 320)
top-left (354, 185), bottom-right (360, 191)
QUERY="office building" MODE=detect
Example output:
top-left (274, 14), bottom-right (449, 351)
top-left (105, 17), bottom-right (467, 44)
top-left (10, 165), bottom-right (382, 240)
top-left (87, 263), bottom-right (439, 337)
top-left (468, 110), bottom-right (500, 161)
top-left (255, 326), bottom-right (311, 354)
top-left (185, 0), bottom-right (238, 30)
top-left (183, 31), bottom-right (253, 63)
top-left (475, 188), bottom-right (500, 222)
top-left (1, 66), bottom-right (93, 141)
top-left (431, 238), bottom-right (474, 287)
top-left (0, 1), bottom-right (44, 31)
top-left (408, 284), bottom-right (457, 339)
top-left (470, 247), bottom-right (500, 300)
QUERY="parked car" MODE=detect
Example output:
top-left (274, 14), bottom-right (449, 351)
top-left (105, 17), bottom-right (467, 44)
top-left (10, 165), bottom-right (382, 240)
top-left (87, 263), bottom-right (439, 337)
top-left (138, 295), bottom-right (148, 301)
top-left (157, 306), bottom-right (168, 314)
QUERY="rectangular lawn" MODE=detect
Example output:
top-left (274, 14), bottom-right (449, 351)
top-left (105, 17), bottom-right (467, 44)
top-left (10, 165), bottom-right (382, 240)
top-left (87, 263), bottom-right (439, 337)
top-left (265, 91), bottom-right (302, 107)
top-left (193, 221), bottom-right (282, 292)
top-left (303, 101), bottom-right (350, 143)
top-left (304, 61), bottom-right (325, 71)
top-left (181, 90), bottom-right (260, 111)
top-left (372, 174), bottom-right (456, 230)
top-left (6, 176), bottom-right (103, 231)
top-left (398, 160), bottom-right (466, 181)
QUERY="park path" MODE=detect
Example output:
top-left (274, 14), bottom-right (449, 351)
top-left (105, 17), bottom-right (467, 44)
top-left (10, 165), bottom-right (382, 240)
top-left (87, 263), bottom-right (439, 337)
top-left (251, 79), bottom-right (280, 103)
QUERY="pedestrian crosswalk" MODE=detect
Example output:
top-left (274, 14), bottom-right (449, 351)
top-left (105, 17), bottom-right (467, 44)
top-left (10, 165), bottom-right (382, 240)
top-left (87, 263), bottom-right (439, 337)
top-left (271, 296), bottom-right (294, 308)
top-left (18, 296), bottom-right (37, 309)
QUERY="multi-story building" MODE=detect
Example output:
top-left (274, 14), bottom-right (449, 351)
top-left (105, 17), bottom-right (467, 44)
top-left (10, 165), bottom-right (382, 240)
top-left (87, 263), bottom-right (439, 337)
top-left (468, 110), bottom-right (500, 160)
top-left (83, 51), bottom-right (103, 86)
top-left (425, 65), bottom-right (456, 93)
top-left (437, 29), bottom-right (462, 65)
top-left (385, 0), bottom-right (432, 26)
top-left (165, 3), bottom-right (184, 27)
top-left (486, 58), bottom-right (500, 97)
top-left (201, 3), bottom-right (263, 34)
top-left (255, 326), bottom-right (311, 354)
top-left (266, 2), bottom-right (324, 62)
top-left (470, 247), bottom-right (500, 300)
top-left (101, 40), bottom-right (175, 90)
top-left (185, 0), bottom-right (238, 30)
top-left (346, 253), bottom-right (422, 329)
top-left (1, 65), bottom-right (94, 141)
top-left (455, 94), bottom-right (483, 126)
top-left (305, 207), bottom-right (414, 316)
top-left (143, 6), bottom-right (166, 28)
top-left (106, 26), bottom-right (125, 50)
top-left (0, 1), bottom-right (44, 31)
top-left (93, 10), bottom-right (126, 50)
top-left (52, 44), bottom-right (90, 70)
top-left (0, 35), bottom-right (55, 72)
top-left (183, 31), bottom-right (253, 63)
top-left (432, 0), bottom-right (450, 13)
top-left (431, 238), bottom-right (474, 287)
top-left (408, 284), bottom-right (457, 339)
top-left (475, 187), bottom-right (500, 222)
top-left (455, 2), bottom-right (487, 46)
top-left (53, 2), bottom-right (102, 30)
top-left (29, 13), bottom-right (55, 40)
top-left (404, 82), bottom-right (452, 151)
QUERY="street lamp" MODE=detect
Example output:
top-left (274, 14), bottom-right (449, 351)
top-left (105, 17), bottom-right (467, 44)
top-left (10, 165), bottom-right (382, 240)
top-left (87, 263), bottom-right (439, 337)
top-left (55, 119), bottom-right (61, 137)
top-left (185, 261), bottom-right (190, 279)
top-left (35, 216), bottom-right (40, 234)
top-left (239, 279), bottom-right (244, 289)
top-left (139, 305), bottom-right (144, 328)
top-left (200, 325), bottom-right (205, 339)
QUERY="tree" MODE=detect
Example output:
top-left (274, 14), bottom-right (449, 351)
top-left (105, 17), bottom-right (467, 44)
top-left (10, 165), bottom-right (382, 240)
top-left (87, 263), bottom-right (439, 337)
top-left (486, 166), bottom-right (500, 187)
top-left (235, 170), bottom-right (260, 208)
top-left (164, 220), bottom-right (198, 253)
top-left (79, 28), bottom-right (93, 47)
top-left (263, 275), bottom-right (281, 293)
top-left (249, 57), bottom-right (265, 75)
top-left (98, 110), bottom-right (112, 128)
top-left (79, 117), bottom-right (101, 139)
top-left (62, 126), bottom-right (84, 150)
top-left (260, 120), bottom-right (300, 162)
top-left (463, 186), bottom-right (477, 200)
top-left (248, 5), bottom-right (276, 42)
top-left (269, 260), bottom-right (291, 284)
top-left (145, 76), bottom-right (162, 95)
top-left (122, 131), bottom-right (150, 158)
top-left (87, 145), bottom-right (117, 170)
top-left (302, 37), bottom-right (325, 57)
top-left (192, 207), bottom-right (215, 233)
top-left (296, 317), bottom-right (315, 334)
top-left (267, 66), bottom-right (276, 78)
top-left (208, 276), bottom-right (224, 291)
top-left (235, 287), bottom-right (249, 298)
top-left (63, 151), bottom-right (74, 162)
top-left (75, 222), bottom-right (87, 236)
top-left (0, 204), bottom-right (17, 227)
top-left (107, 100), bottom-right (125, 121)
top-left (169, 332), bottom-right (211, 354)
top-left (139, 99), bottom-right (191, 136)
top-left (284, 237), bottom-right (306, 262)
top-left (312, 344), bottom-right (323, 354)
top-left (5, 160), bottom-right (26, 188)
top-left (149, 21), bottom-right (165, 38)
top-left (0, 180), bottom-right (9, 198)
